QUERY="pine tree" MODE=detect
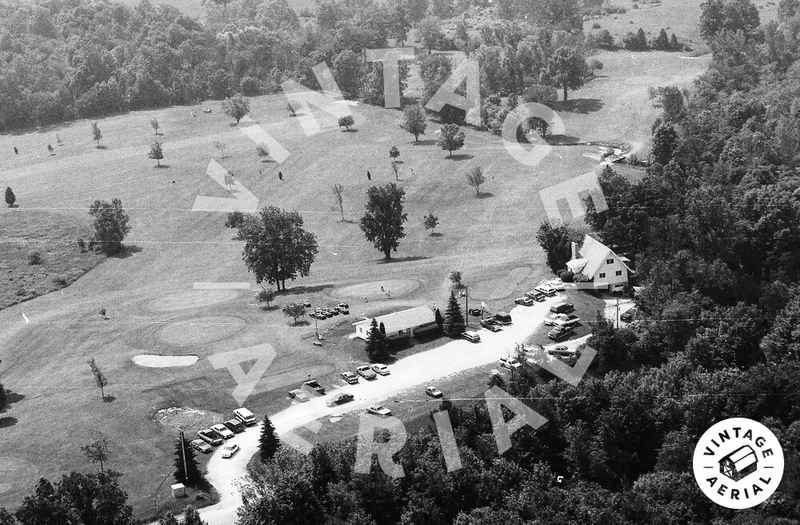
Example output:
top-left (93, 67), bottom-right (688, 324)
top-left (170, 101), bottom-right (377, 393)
top-left (259, 415), bottom-right (280, 463)
top-left (174, 436), bottom-right (203, 486)
top-left (4, 187), bottom-right (15, 207)
top-left (435, 308), bottom-right (444, 330)
top-left (365, 318), bottom-right (388, 361)
top-left (443, 290), bottom-right (465, 337)
top-left (183, 506), bottom-right (208, 525)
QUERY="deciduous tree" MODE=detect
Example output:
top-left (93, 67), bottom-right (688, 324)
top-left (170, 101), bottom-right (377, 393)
top-left (359, 183), bottom-right (407, 259)
top-left (5, 187), bottom-right (15, 207)
top-left (81, 429), bottom-right (110, 472)
top-left (240, 207), bottom-right (319, 291)
top-left (400, 104), bottom-right (428, 142)
top-left (88, 198), bottom-right (131, 255)
top-left (222, 94), bottom-right (250, 124)
top-left (87, 358), bottom-right (108, 400)
top-left (283, 303), bottom-right (306, 324)
top-left (148, 142), bottom-right (164, 167)
top-left (465, 166), bottom-right (485, 195)
top-left (438, 123), bottom-right (465, 157)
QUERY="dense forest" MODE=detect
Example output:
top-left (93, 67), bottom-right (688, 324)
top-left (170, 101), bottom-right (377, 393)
top-left (0, 0), bottom-right (605, 132)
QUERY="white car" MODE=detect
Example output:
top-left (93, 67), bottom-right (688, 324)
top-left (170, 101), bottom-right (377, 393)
top-left (222, 443), bottom-right (240, 458)
top-left (371, 364), bottom-right (390, 375)
top-left (425, 386), bottom-right (443, 398)
top-left (462, 331), bottom-right (481, 343)
top-left (211, 423), bottom-right (234, 440)
top-left (288, 388), bottom-right (309, 402)
top-left (546, 279), bottom-right (566, 291)
top-left (500, 356), bottom-right (522, 370)
top-left (367, 405), bottom-right (392, 417)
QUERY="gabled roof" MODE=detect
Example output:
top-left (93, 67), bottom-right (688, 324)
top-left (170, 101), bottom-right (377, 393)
top-left (573, 235), bottom-right (634, 278)
top-left (353, 306), bottom-right (436, 332)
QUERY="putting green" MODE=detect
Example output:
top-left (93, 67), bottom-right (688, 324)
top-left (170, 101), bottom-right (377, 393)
top-left (334, 279), bottom-right (419, 300)
top-left (157, 316), bottom-right (246, 347)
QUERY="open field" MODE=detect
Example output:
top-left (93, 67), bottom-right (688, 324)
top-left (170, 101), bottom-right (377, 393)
top-left (0, 45), bottom-right (707, 520)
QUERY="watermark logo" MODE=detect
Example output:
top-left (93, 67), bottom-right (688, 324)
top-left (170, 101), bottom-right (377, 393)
top-left (693, 418), bottom-right (784, 509)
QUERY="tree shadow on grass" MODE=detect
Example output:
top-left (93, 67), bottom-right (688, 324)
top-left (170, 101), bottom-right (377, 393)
top-left (102, 395), bottom-right (116, 403)
top-left (342, 128), bottom-right (359, 133)
top-left (111, 245), bottom-right (143, 259)
top-left (429, 232), bottom-right (443, 238)
top-left (278, 284), bottom-right (335, 295)
top-left (154, 164), bottom-right (170, 169)
top-left (448, 154), bottom-right (474, 161)
top-left (412, 139), bottom-right (437, 146)
top-left (3, 391), bottom-right (24, 409)
top-left (96, 145), bottom-right (108, 150)
top-left (553, 98), bottom-right (604, 114)
top-left (259, 304), bottom-right (278, 312)
top-left (477, 192), bottom-right (495, 199)
top-left (378, 255), bottom-right (431, 264)
top-left (292, 320), bottom-right (311, 327)
top-left (0, 417), bottom-right (18, 429)
top-left (547, 135), bottom-right (582, 145)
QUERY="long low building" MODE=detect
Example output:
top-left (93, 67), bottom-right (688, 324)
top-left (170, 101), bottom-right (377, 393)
top-left (353, 306), bottom-right (438, 341)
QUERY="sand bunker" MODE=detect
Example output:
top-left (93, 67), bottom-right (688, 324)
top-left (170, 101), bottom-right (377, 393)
top-left (132, 354), bottom-right (199, 368)
top-left (157, 315), bottom-right (245, 346)
top-left (335, 279), bottom-right (419, 300)
top-left (146, 289), bottom-right (241, 313)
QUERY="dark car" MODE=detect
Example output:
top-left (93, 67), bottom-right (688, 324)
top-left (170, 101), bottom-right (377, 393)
top-left (326, 393), bottom-right (354, 407)
top-left (303, 379), bottom-right (326, 395)
top-left (224, 419), bottom-right (244, 434)
top-left (468, 308), bottom-right (483, 317)
top-left (620, 308), bottom-right (637, 322)
top-left (481, 318), bottom-right (502, 331)
top-left (494, 312), bottom-right (512, 325)
top-left (550, 302), bottom-right (575, 314)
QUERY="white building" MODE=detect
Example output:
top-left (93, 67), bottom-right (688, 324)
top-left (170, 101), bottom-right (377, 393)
top-left (566, 234), bottom-right (633, 292)
top-left (353, 306), bottom-right (438, 341)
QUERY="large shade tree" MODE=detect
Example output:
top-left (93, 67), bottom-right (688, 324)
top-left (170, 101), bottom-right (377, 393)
top-left (359, 183), bottom-right (408, 260)
top-left (240, 207), bottom-right (319, 291)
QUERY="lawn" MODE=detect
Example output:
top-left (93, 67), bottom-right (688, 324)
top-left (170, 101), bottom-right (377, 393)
top-left (0, 39), bottom-right (706, 520)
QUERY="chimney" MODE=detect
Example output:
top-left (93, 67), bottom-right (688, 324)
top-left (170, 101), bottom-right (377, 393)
top-left (571, 241), bottom-right (578, 260)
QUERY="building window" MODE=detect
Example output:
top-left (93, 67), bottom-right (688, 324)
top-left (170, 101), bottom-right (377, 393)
top-left (599, 272), bottom-right (606, 278)
top-left (606, 258), bottom-right (614, 264)
top-left (616, 270), bottom-right (623, 276)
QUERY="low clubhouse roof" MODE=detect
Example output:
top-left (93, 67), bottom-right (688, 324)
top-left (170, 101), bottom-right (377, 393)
top-left (353, 306), bottom-right (436, 332)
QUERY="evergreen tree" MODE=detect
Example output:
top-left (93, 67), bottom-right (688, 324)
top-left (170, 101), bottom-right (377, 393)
top-left (259, 415), bottom-right (280, 463)
top-left (174, 436), bottom-right (203, 486)
top-left (434, 308), bottom-right (444, 330)
top-left (183, 506), bottom-right (207, 525)
top-left (443, 291), bottom-right (465, 337)
top-left (365, 318), bottom-right (388, 361)
top-left (5, 187), bottom-right (15, 207)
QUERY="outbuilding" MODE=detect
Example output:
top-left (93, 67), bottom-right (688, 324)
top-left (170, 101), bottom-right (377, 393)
top-left (353, 306), bottom-right (437, 341)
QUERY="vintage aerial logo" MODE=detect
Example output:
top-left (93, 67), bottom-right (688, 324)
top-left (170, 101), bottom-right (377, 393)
top-left (693, 418), bottom-right (784, 509)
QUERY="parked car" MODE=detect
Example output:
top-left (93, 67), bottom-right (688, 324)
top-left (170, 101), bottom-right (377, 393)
top-left (481, 318), bottom-right (502, 331)
top-left (303, 300), bottom-right (312, 307)
top-left (224, 419), bottom-right (244, 434)
top-left (548, 345), bottom-right (576, 357)
top-left (546, 279), bottom-right (566, 291)
top-left (526, 290), bottom-right (546, 301)
top-left (303, 379), bottom-right (326, 395)
top-left (425, 386), bottom-right (443, 398)
top-left (222, 443), bottom-right (240, 459)
top-left (500, 356), bottom-right (522, 370)
top-left (198, 429), bottom-right (223, 446)
top-left (326, 392), bottom-right (354, 407)
top-left (329, 308), bottom-right (340, 316)
top-left (211, 423), bottom-right (234, 440)
top-left (554, 314), bottom-right (580, 328)
top-left (288, 388), bottom-right (310, 402)
top-left (191, 439), bottom-right (212, 454)
top-left (337, 302), bottom-right (349, 309)
top-left (550, 302), bottom-right (575, 314)
top-left (337, 307), bottom-right (350, 315)
top-left (341, 371), bottom-right (359, 384)
top-left (367, 405), bottom-right (392, 416)
top-left (462, 330), bottom-right (481, 343)
top-left (233, 407), bottom-right (257, 426)
top-left (371, 364), bottom-right (390, 375)
top-left (494, 312), bottom-right (513, 325)
top-left (548, 326), bottom-right (574, 341)
top-left (357, 365), bottom-right (377, 380)
top-left (535, 285), bottom-right (557, 296)
top-left (468, 308), bottom-right (483, 317)
top-left (620, 308), bottom-right (637, 322)
top-left (309, 312), bottom-right (318, 319)
top-left (515, 296), bottom-right (534, 306)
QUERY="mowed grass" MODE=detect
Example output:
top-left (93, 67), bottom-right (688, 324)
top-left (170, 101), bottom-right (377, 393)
top-left (0, 210), bottom-right (105, 310)
top-left (0, 48), bottom-right (705, 519)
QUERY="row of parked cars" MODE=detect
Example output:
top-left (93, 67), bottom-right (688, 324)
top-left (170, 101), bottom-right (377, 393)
top-left (309, 302), bottom-right (350, 319)
top-left (191, 407), bottom-right (257, 457)
top-left (514, 282), bottom-right (564, 306)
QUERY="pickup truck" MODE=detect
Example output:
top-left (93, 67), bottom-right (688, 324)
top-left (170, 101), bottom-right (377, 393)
top-left (303, 379), bottom-right (326, 395)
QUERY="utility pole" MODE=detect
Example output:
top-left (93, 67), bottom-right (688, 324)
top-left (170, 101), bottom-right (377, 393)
top-left (464, 285), bottom-right (469, 328)
top-left (615, 296), bottom-right (620, 329)
top-left (178, 429), bottom-right (187, 482)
